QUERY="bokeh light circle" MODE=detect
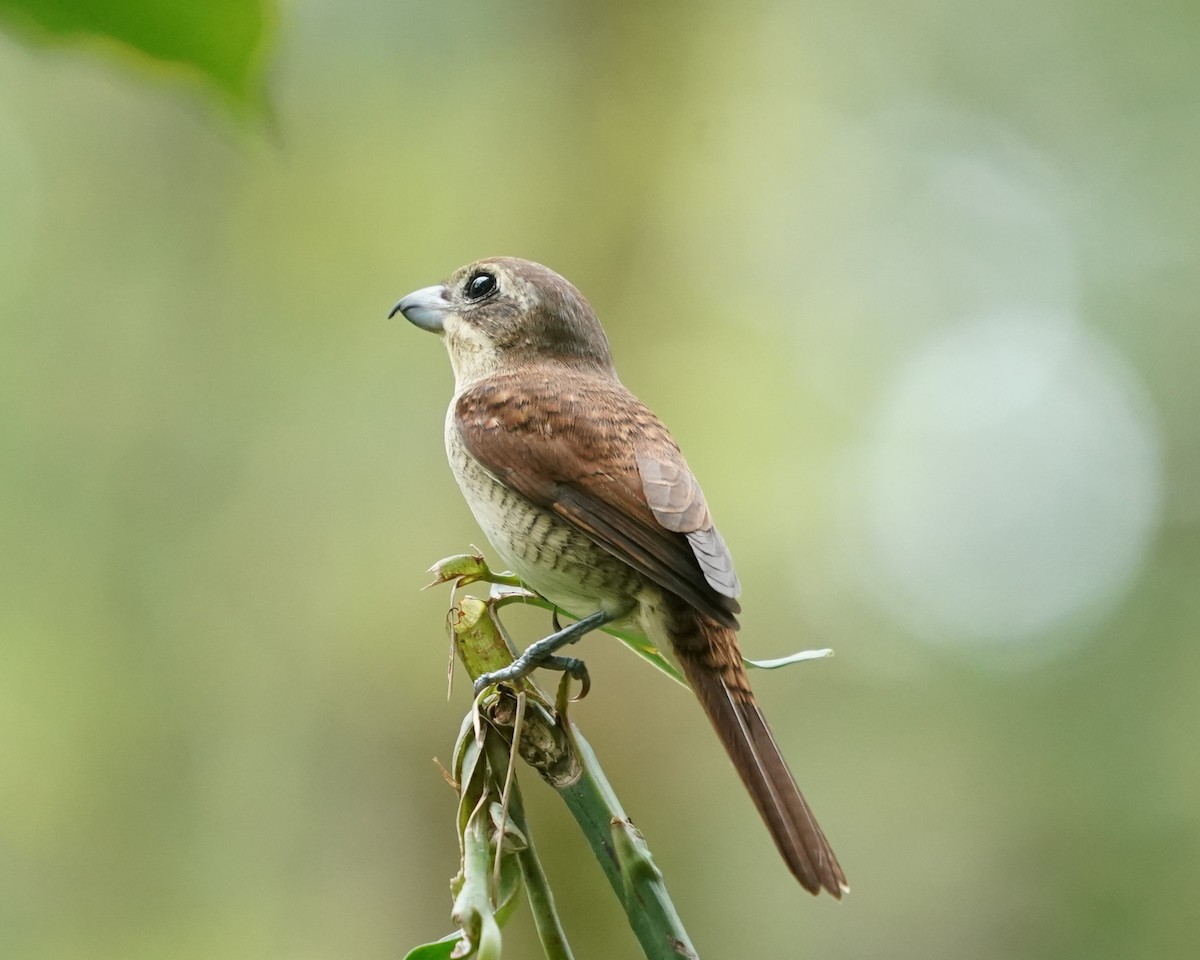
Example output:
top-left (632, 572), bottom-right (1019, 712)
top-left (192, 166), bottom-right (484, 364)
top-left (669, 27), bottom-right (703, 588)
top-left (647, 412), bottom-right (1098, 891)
top-left (860, 313), bottom-right (1163, 652)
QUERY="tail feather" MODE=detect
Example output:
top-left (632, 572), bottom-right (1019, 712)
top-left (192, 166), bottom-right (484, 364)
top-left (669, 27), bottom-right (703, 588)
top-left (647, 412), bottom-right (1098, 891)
top-left (672, 613), bottom-right (847, 897)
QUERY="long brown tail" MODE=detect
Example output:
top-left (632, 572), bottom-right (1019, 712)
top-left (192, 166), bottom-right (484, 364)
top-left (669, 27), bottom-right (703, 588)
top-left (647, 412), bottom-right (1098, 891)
top-left (668, 609), bottom-right (847, 897)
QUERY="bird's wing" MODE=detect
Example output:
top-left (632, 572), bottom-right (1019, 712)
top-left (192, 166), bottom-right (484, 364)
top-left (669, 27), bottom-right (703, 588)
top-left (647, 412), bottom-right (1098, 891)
top-left (454, 372), bottom-right (741, 627)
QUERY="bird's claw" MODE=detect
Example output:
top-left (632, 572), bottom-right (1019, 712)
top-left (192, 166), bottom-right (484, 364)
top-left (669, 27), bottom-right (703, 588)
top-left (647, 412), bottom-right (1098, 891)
top-left (544, 655), bottom-right (590, 699)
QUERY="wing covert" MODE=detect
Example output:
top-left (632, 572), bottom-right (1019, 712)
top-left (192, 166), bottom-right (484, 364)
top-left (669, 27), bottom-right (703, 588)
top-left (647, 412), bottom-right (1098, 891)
top-left (455, 373), bottom-right (741, 626)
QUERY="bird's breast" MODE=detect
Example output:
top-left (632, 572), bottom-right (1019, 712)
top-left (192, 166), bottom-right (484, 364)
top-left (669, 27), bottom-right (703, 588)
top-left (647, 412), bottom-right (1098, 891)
top-left (444, 409), bottom-right (644, 620)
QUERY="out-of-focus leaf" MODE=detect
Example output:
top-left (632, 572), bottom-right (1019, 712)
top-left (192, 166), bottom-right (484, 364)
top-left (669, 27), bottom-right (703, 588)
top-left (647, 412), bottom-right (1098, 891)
top-left (0, 0), bottom-right (271, 101)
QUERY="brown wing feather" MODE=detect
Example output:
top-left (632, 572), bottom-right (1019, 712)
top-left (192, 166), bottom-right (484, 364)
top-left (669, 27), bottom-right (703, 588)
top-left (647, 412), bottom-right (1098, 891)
top-left (636, 450), bottom-right (741, 599)
top-left (454, 372), bottom-right (740, 626)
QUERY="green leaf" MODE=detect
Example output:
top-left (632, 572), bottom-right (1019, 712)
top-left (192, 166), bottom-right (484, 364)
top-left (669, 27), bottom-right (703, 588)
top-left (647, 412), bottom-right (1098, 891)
top-left (429, 553), bottom-right (523, 589)
top-left (452, 795), bottom-right (505, 959)
top-left (402, 933), bottom-right (462, 960)
top-left (743, 647), bottom-right (834, 670)
top-left (0, 0), bottom-right (272, 102)
top-left (604, 625), bottom-right (688, 687)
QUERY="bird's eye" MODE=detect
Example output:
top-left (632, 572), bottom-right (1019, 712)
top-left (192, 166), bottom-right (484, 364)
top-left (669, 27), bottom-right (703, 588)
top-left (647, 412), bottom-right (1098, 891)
top-left (465, 272), bottom-right (498, 301)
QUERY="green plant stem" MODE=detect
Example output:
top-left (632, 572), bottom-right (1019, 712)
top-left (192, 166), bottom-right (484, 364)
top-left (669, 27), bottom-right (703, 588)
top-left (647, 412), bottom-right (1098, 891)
top-left (453, 596), bottom-right (697, 960)
top-left (556, 737), bottom-right (695, 959)
top-left (483, 736), bottom-right (575, 960)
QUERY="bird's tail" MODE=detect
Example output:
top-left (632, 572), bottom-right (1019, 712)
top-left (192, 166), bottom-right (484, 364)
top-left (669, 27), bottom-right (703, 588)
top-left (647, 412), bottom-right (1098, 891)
top-left (669, 610), bottom-right (847, 897)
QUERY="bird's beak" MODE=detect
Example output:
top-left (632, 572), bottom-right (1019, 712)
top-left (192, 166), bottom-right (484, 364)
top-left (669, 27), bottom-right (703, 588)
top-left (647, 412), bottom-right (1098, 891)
top-left (389, 285), bottom-right (449, 333)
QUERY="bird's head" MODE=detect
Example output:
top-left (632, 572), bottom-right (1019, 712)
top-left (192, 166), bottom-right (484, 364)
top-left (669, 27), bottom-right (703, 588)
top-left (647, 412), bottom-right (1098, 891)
top-left (391, 257), bottom-right (616, 388)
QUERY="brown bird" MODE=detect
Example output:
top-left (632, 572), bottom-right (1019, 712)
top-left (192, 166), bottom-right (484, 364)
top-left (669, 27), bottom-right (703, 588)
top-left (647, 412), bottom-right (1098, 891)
top-left (392, 257), bottom-right (847, 897)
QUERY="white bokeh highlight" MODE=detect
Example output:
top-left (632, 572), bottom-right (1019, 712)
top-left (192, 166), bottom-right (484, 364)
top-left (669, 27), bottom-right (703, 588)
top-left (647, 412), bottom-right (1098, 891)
top-left (859, 313), bottom-right (1162, 649)
top-left (776, 103), bottom-right (1168, 655)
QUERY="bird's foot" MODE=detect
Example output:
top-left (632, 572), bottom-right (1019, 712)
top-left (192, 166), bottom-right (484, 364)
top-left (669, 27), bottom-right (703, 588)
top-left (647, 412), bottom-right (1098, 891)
top-left (543, 654), bottom-right (590, 699)
top-left (472, 609), bottom-right (611, 697)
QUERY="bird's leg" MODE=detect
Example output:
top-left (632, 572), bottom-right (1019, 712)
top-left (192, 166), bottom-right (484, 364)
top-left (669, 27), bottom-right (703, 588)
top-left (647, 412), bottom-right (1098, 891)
top-left (524, 607), bottom-right (590, 698)
top-left (473, 609), bottom-right (613, 696)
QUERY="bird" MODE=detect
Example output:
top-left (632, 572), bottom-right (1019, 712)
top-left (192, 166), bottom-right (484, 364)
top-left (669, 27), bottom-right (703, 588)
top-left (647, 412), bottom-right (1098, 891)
top-left (391, 257), bottom-right (847, 897)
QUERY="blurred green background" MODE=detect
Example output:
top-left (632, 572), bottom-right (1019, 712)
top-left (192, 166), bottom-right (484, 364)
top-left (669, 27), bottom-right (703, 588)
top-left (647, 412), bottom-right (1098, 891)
top-left (2, 1), bottom-right (1198, 957)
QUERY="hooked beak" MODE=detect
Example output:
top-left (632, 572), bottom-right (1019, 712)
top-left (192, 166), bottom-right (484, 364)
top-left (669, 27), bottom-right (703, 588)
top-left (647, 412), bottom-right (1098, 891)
top-left (389, 285), bottom-right (449, 333)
